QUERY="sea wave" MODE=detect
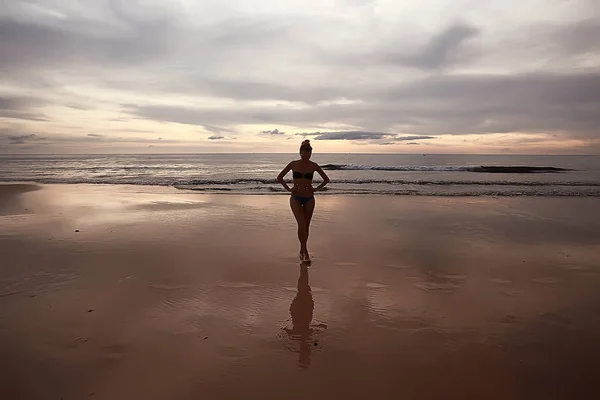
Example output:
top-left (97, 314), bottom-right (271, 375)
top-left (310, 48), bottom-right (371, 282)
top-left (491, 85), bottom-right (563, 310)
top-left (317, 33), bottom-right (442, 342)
top-left (178, 187), bottom-right (600, 197)
top-left (2, 176), bottom-right (598, 187)
top-left (320, 164), bottom-right (571, 173)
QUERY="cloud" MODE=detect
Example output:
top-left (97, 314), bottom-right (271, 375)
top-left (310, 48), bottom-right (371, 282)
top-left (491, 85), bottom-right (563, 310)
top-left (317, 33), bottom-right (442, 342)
top-left (204, 125), bottom-right (234, 134)
top-left (1, 131), bottom-right (182, 147)
top-left (381, 22), bottom-right (480, 70)
top-left (297, 131), bottom-right (396, 140)
top-left (260, 129), bottom-right (286, 135)
top-left (207, 135), bottom-right (224, 140)
top-left (0, 95), bottom-right (41, 110)
top-left (126, 70), bottom-right (600, 138)
top-left (0, 110), bottom-right (47, 121)
top-left (0, 95), bottom-right (47, 121)
top-left (7, 133), bottom-right (39, 144)
top-left (393, 135), bottom-right (436, 141)
top-left (1, 0), bottom-right (599, 153)
top-left (296, 132), bottom-right (435, 142)
top-left (0, 4), bottom-right (180, 72)
top-left (381, 140), bottom-right (424, 145)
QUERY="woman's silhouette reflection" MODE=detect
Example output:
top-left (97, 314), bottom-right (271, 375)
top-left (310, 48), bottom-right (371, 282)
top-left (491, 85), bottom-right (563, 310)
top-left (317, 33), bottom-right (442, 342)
top-left (284, 263), bottom-right (326, 369)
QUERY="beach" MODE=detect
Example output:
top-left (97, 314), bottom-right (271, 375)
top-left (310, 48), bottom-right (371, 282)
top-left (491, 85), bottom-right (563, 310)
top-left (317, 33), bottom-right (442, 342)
top-left (1, 183), bottom-right (600, 399)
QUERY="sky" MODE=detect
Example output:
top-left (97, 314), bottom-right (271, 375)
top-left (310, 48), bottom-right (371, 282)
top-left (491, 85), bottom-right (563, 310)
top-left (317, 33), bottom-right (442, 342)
top-left (0, 0), bottom-right (599, 154)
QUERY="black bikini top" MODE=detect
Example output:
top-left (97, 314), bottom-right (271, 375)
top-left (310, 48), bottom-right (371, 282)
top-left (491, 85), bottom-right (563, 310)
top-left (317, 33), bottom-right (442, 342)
top-left (293, 170), bottom-right (314, 180)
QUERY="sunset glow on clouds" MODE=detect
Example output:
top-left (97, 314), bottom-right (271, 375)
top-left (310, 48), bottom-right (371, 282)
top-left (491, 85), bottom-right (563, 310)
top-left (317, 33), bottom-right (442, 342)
top-left (1, 0), bottom-right (599, 154)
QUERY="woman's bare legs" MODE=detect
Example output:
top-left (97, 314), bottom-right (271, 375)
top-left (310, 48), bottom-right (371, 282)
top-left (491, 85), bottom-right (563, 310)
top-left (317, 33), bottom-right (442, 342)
top-left (302, 198), bottom-right (315, 261)
top-left (290, 197), bottom-right (308, 259)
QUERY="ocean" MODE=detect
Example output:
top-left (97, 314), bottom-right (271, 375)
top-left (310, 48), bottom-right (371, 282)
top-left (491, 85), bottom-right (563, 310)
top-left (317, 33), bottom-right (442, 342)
top-left (1, 154), bottom-right (599, 196)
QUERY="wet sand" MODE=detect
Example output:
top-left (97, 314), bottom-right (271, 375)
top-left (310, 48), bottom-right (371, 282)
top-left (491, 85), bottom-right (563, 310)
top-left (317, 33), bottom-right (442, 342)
top-left (1, 183), bottom-right (600, 399)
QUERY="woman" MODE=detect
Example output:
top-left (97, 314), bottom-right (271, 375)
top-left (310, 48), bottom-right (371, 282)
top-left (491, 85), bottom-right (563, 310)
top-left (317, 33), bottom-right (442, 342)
top-left (277, 140), bottom-right (330, 262)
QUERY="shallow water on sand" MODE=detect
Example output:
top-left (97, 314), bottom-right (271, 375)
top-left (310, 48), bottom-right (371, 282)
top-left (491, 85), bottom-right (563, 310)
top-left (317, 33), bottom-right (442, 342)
top-left (1, 185), bottom-right (600, 399)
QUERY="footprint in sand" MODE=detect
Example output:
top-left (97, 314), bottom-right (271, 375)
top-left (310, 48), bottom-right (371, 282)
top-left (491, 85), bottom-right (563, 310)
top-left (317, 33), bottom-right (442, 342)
top-left (218, 282), bottom-right (258, 288)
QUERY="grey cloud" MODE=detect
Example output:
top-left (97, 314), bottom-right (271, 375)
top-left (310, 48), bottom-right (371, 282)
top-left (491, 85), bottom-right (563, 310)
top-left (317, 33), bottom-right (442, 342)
top-left (386, 22), bottom-right (480, 69)
top-left (0, 95), bottom-right (42, 110)
top-left (260, 129), bottom-right (285, 135)
top-left (0, 95), bottom-right (47, 121)
top-left (111, 76), bottom-right (346, 104)
top-left (499, 18), bottom-right (600, 62)
top-left (392, 71), bottom-right (600, 106)
top-left (127, 70), bottom-right (600, 137)
top-left (554, 18), bottom-right (600, 55)
top-left (381, 141), bottom-right (423, 145)
top-left (204, 125), bottom-right (234, 134)
top-left (72, 135), bottom-right (181, 144)
top-left (0, 110), bottom-right (47, 121)
top-left (8, 134), bottom-right (37, 140)
top-left (96, 18), bottom-right (599, 105)
top-left (2, 0), bottom-right (599, 149)
top-left (298, 131), bottom-right (396, 140)
top-left (207, 135), bottom-right (224, 140)
top-left (0, 2), bottom-right (299, 77)
top-left (1, 131), bottom-right (181, 146)
top-left (393, 135), bottom-right (436, 141)
top-left (7, 133), bottom-right (39, 144)
top-left (66, 103), bottom-right (93, 111)
top-left (0, 0), bottom-right (182, 70)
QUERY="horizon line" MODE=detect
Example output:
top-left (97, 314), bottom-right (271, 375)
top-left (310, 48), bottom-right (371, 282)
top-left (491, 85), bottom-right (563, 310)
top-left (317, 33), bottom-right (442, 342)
top-left (0, 152), bottom-right (598, 157)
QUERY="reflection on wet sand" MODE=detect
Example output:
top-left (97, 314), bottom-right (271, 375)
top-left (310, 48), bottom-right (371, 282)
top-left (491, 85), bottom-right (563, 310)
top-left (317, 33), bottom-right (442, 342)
top-left (283, 262), bottom-right (327, 369)
top-left (0, 184), bottom-right (40, 215)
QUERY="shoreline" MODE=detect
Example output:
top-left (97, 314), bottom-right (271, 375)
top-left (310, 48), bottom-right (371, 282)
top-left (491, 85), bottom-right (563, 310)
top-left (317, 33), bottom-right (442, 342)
top-left (2, 181), bottom-right (600, 198)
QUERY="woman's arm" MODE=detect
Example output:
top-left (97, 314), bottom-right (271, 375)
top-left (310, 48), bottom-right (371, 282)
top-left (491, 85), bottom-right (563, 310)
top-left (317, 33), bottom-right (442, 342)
top-left (277, 162), bottom-right (294, 192)
top-left (313, 164), bottom-right (330, 192)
